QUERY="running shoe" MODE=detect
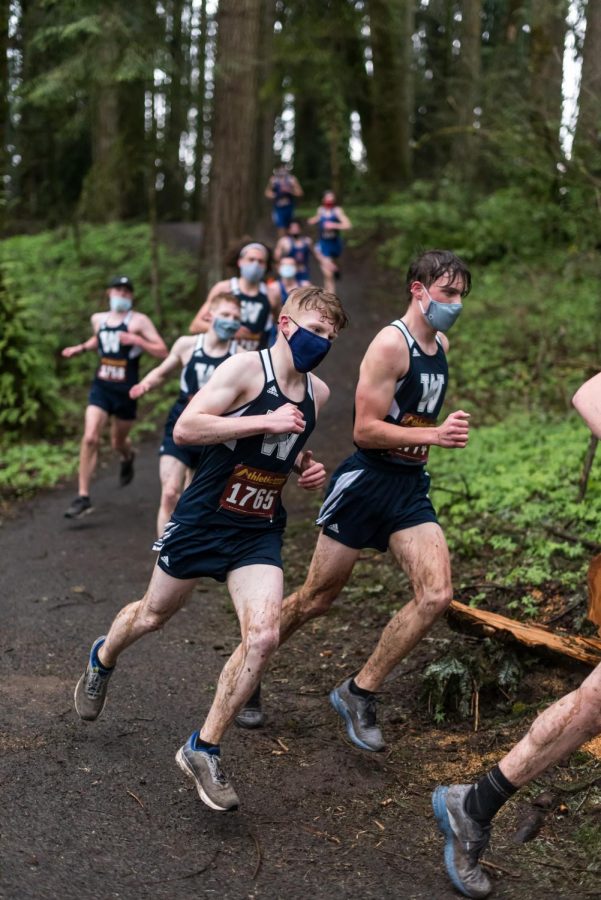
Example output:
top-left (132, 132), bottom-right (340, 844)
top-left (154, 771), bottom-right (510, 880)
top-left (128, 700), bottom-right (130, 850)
top-left (234, 684), bottom-right (265, 729)
top-left (329, 677), bottom-right (385, 752)
top-left (175, 732), bottom-right (239, 812)
top-left (432, 784), bottom-right (492, 899)
top-left (74, 636), bottom-right (114, 721)
top-left (64, 495), bottom-right (93, 519)
top-left (119, 451), bottom-right (136, 486)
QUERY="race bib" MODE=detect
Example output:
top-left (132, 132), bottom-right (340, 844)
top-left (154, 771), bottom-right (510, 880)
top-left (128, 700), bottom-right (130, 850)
top-left (219, 464), bottom-right (288, 518)
top-left (389, 412), bottom-right (435, 464)
top-left (97, 357), bottom-right (126, 382)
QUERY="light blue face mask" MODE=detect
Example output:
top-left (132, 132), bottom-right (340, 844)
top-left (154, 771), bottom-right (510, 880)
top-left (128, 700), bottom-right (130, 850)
top-left (240, 261), bottom-right (266, 283)
top-left (279, 264), bottom-right (297, 280)
top-left (213, 317), bottom-right (240, 341)
top-left (419, 287), bottom-right (462, 333)
top-left (110, 294), bottom-right (132, 313)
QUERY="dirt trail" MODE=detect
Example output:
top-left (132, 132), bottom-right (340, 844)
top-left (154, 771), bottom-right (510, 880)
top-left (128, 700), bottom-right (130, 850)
top-left (0, 247), bottom-right (590, 899)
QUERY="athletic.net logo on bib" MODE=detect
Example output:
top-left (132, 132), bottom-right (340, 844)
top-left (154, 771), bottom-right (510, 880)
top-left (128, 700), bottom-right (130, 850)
top-left (389, 412), bottom-right (435, 464)
top-left (219, 464), bottom-right (288, 518)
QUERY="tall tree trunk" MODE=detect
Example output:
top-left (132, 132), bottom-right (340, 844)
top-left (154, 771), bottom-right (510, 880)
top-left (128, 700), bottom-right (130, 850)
top-left (451, 0), bottom-right (482, 179)
top-left (81, 22), bottom-right (123, 222)
top-left (147, 85), bottom-right (162, 325)
top-left (204, 0), bottom-right (262, 285)
top-left (530, 0), bottom-right (568, 166)
top-left (254, 0), bottom-right (277, 217)
top-left (193, 0), bottom-right (208, 218)
top-left (573, 0), bottom-right (601, 169)
top-left (367, 0), bottom-right (413, 186)
top-left (161, 0), bottom-right (188, 219)
top-left (0, 0), bottom-right (8, 204)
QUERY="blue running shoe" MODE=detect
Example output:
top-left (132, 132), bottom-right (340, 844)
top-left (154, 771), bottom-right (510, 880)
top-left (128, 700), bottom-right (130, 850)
top-left (329, 677), bottom-right (385, 752)
top-left (432, 784), bottom-right (492, 898)
top-left (74, 636), bottom-right (114, 721)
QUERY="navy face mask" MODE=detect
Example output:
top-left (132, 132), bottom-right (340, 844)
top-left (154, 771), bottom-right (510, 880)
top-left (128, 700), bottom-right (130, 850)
top-left (286, 317), bottom-right (332, 373)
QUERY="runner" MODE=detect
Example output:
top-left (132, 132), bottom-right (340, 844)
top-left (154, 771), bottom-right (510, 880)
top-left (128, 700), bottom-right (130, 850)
top-left (266, 255), bottom-right (310, 347)
top-left (73, 285), bottom-right (348, 813)
top-left (62, 276), bottom-right (167, 519)
top-left (274, 219), bottom-right (334, 285)
top-left (431, 370), bottom-right (601, 900)
top-left (235, 250), bottom-right (471, 735)
top-left (190, 242), bottom-right (279, 351)
top-left (129, 292), bottom-right (243, 536)
top-left (265, 166), bottom-right (304, 235)
top-left (308, 191), bottom-right (352, 292)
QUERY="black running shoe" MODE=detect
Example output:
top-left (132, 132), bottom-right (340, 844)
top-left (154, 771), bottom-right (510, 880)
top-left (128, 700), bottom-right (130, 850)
top-left (235, 684), bottom-right (265, 729)
top-left (119, 451), bottom-right (136, 486)
top-left (64, 495), bottom-right (93, 519)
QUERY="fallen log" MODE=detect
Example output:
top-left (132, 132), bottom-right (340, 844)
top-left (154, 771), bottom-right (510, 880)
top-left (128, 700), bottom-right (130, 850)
top-left (448, 601), bottom-right (601, 667)
top-left (587, 553), bottom-right (601, 636)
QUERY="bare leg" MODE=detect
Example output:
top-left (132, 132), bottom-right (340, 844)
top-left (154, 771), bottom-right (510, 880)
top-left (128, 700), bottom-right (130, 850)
top-left (200, 565), bottom-right (283, 744)
top-left (78, 405), bottom-right (108, 496)
top-left (499, 662), bottom-right (601, 787)
top-left (111, 416), bottom-right (134, 461)
top-left (227, 533), bottom-right (358, 690)
top-left (157, 455), bottom-right (189, 537)
top-left (279, 533), bottom-right (359, 644)
top-left (355, 523), bottom-right (452, 692)
top-left (98, 564), bottom-right (197, 668)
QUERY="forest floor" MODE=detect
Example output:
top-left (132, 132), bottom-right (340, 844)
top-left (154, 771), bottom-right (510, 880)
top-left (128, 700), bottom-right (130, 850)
top-left (1, 246), bottom-right (600, 899)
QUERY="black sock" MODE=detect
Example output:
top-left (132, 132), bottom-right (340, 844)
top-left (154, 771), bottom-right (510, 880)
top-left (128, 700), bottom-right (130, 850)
top-left (193, 734), bottom-right (219, 754)
top-left (349, 677), bottom-right (373, 699)
top-left (464, 765), bottom-right (518, 827)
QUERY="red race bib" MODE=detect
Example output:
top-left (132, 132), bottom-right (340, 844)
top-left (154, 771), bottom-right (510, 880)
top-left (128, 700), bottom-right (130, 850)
top-left (219, 464), bottom-right (288, 518)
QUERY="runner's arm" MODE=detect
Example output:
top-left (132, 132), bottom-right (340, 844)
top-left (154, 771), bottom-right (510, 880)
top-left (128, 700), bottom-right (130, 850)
top-left (129, 337), bottom-right (192, 399)
top-left (307, 208), bottom-right (321, 226)
top-left (267, 282), bottom-right (282, 322)
top-left (274, 237), bottom-right (287, 262)
top-left (121, 314), bottom-right (168, 359)
top-left (573, 373), bottom-right (601, 438)
top-left (354, 330), bottom-right (468, 450)
top-left (61, 315), bottom-right (100, 357)
top-left (327, 207), bottom-right (351, 230)
top-left (290, 176), bottom-right (303, 198)
top-left (173, 355), bottom-right (305, 446)
top-left (189, 281), bottom-right (228, 333)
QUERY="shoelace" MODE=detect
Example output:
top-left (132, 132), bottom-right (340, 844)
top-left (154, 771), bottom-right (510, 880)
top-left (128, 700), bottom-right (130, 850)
top-left (86, 667), bottom-right (110, 698)
top-left (207, 754), bottom-right (228, 785)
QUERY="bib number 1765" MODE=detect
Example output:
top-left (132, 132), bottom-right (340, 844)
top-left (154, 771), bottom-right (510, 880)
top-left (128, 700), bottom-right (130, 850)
top-left (219, 464), bottom-right (288, 518)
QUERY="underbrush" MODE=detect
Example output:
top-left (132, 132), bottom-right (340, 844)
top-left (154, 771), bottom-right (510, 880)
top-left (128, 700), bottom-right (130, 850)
top-left (1, 223), bottom-right (199, 496)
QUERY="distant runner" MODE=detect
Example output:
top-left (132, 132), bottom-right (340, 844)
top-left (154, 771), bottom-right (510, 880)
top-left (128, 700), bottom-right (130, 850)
top-left (265, 166), bottom-right (304, 235)
top-left (235, 251), bottom-right (471, 742)
top-left (308, 191), bottom-right (352, 292)
top-left (73, 286), bottom-right (348, 813)
top-left (431, 371), bottom-right (601, 899)
top-left (274, 220), bottom-right (334, 285)
top-left (130, 292), bottom-right (243, 536)
top-left (62, 276), bottom-right (167, 519)
top-left (190, 242), bottom-right (279, 351)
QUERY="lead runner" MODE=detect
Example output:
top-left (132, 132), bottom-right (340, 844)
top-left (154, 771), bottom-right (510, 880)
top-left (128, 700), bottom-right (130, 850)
top-left (73, 286), bottom-right (348, 812)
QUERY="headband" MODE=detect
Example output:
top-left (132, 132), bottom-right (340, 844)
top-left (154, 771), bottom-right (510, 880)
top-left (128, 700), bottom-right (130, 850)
top-left (239, 242), bottom-right (267, 258)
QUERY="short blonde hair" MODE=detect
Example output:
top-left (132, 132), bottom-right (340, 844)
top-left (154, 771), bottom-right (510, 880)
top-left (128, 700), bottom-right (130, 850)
top-left (285, 286), bottom-right (348, 332)
top-left (208, 291), bottom-right (241, 312)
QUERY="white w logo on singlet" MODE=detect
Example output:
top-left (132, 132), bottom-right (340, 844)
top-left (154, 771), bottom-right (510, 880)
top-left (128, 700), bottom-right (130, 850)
top-left (241, 299), bottom-right (264, 325)
top-left (417, 373), bottom-right (445, 414)
top-left (194, 362), bottom-right (216, 389)
top-left (261, 430), bottom-right (301, 461)
top-left (99, 330), bottom-right (121, 354)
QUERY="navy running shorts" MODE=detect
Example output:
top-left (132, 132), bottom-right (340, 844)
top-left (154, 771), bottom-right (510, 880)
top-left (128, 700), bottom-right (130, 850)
top-left (88, 380), bottom-right (137, 420)
top-left (272, 205), bottom-right (294, 230)
top-left (159, 403), bottom-right (204, 470)
top-left (153, 519), bottom-right (285, 582)
top-left (316, 452), bottom-right (438, 552)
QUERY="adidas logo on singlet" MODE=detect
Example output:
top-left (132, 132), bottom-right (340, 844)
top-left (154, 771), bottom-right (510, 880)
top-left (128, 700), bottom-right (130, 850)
top-left (412, 348), bottom-right (420, 357)
top-left (327, 522), bottom-right (340, 533)
top-left (267, 385), bottom-right (279, 397)
top-left (160, 555), bottom-right (170, 566)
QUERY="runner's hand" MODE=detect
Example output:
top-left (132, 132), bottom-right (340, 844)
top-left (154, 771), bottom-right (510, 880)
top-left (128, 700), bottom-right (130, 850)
top-left (296, 450), bottom-right (326, 491)
top-left (61, 345), bottom-right (81, 358)
top-left (119, 331), bottom-right (140, 346)
top-left (129, 382), bottom-right (149, 399)
top-left (436, 410), bottom-right (470, 448)
top-left (265, 403), bottom-right (305, 435)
